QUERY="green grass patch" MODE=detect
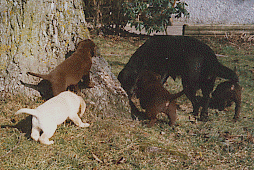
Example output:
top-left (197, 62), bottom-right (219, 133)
top-left (1, 34), bottom-right (253, 169)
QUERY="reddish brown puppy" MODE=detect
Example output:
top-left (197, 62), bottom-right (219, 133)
top-left (135, 70), bottom-right (184, 127)
top-left (209, 80), bottom-right (241, 120)
top-left (27, 39), bottom-right (96, 96)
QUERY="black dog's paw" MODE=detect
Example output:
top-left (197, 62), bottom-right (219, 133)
top-left (199, 113), bottom-right (209, 122)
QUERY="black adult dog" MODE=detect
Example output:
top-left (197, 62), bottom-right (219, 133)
top-left (118, 35), bottom-right (238, 121)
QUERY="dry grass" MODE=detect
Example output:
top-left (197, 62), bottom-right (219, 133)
top-left (1, 33), bottom-right (254, 169)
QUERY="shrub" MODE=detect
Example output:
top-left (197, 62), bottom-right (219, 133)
top-left (83, 0), bottom-right (189, 35)
top-left (123, 0), bottom-right (189, 34)
top-left (83, 0), bottom-right (127, 31)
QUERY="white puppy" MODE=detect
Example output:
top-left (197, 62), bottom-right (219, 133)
top-left (15, 91), bottom-right (90, 145)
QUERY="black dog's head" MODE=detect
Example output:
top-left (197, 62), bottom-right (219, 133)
top-left (77, 39), bottom-right (97, 57)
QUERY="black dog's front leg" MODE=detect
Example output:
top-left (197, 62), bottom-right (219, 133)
top-left (199, 95), bottom-right (210, 121)
top-left (233, 96), bottom-right (241, 120)
top-left (200, 77), bottom-right (216, 121)
top-left (182, 79), bottom-right (200, 117)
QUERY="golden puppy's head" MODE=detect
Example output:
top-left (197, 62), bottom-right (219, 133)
top-left (77, 39), bottom-right (97, 57)
top-left (136, 70), bottom-right (161, 85)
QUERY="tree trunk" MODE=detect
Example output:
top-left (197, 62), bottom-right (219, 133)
top-left (0, 0), bottom-right (130, 118)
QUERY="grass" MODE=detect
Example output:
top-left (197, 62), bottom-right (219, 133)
top-left (1, 33), bottom-right (254, 169)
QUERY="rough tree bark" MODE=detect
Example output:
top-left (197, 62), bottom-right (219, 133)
top-left (0, 0), bottom-right (130, 118)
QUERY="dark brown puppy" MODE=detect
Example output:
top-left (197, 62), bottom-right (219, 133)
top-left (27, 39), bottom-right (96, 96)
top-left (135, 70), bottom-right (184, 127)
top-left (209, 81), bottom-right (241, 120)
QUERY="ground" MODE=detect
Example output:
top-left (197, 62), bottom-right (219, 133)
top-left (0, 32), bottom-right (253, 169)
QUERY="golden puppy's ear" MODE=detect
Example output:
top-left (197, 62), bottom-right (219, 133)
top-left (156, 74), bottom-right (161, 80)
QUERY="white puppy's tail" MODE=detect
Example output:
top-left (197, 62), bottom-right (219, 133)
top-left (15, 108), bottom-right (39, 118)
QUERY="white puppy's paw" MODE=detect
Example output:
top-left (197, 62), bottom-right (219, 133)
top-left (80, 123), bottom-right (90, 127)
top-left (41, 140), bottom-right (54, 145)
top-left (31, 129), bottom-right (40, 141)
top-left (31, 134), bottom-right (39, 141)
top-left (39, 137), bottom-right (55, 145)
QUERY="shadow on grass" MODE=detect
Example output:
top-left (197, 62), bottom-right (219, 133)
top-left (1, 115), bottom-right (32, 139)
top-left (107, 61), bottom-right (126, 67)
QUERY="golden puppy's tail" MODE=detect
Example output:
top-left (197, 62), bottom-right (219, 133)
top-left (15, 108), bottom-right (39, 118)
top-left (27, 72), bottom-right (50, 80)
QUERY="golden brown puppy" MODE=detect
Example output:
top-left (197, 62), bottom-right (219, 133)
top-left (27, 39), bottom-right (95, 96)
top-left (135, 70), bottom-right (184, 127)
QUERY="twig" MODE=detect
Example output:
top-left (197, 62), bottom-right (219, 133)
top-left (116, 157), bottom-right (126, 164)
top-left (0, 130), bottom-right (22, 159)
top-left (92, 152), bottom-right (104, 163)
top-left (215, 54), bottom-right (228, 58)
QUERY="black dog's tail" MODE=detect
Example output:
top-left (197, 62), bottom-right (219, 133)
top-left (215, 62), bottom-right (239, 82)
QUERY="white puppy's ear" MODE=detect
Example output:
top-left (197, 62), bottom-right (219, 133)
top-left (230, 84), bottom-right (235, 91)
